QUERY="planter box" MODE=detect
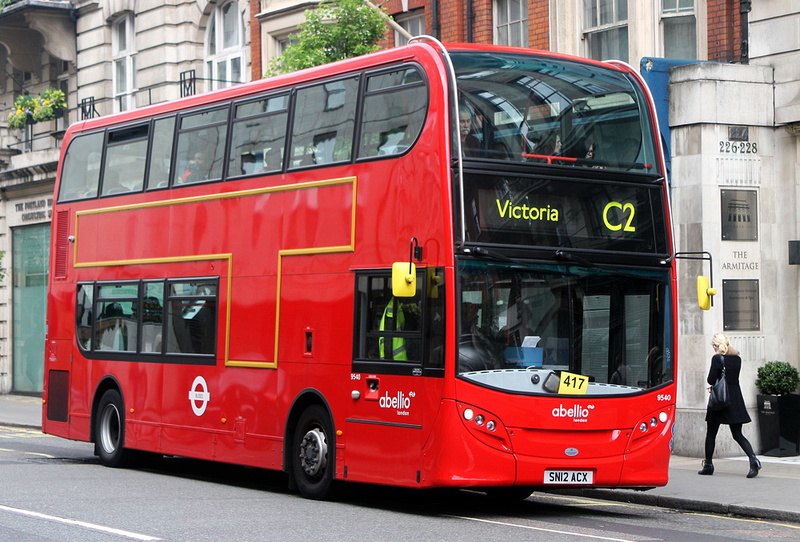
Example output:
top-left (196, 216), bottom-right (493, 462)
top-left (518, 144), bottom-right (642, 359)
top-left (757, 394), bottom-right (800, 456)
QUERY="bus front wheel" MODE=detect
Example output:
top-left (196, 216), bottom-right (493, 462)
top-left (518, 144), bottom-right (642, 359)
top-left (95, 389), bottom-right (131, 468)
top-left (292, 405), bottom-right (335, 500)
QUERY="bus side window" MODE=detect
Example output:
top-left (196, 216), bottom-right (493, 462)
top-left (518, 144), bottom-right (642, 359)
top-left (141, 281), bottom-right (164, 353)
top-left (76, 284), bottom-right (94, 351)
top-left (147, 117), bottom-right (176, 189)
top-left (58, 132), bottom-right (104, 201)
top-left (229, 94), bottom-right (289, 177)
top-left (290, 77), bottom-right (359, 168)
top-left (102, 131), bottom-right (148, 196)
top-left (94, 284), bottom-right (138, 353)
top-left (358, 67), bottom-right (428, 159)
top-left (423, 268), bottom-right (445, 371)
top-left (175, 108), bottom-right (228, 184)
top-left (354, 273), bottom-right (423, 364)
top-left (165, 280), bottom-right (217, 355)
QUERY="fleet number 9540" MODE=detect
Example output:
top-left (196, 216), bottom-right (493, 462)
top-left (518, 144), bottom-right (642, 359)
top-left (657, 394), bottom-right (672, 402)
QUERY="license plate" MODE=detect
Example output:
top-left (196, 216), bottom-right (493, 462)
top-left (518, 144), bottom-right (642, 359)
top-left (544, 470), bottom-right (594, 485)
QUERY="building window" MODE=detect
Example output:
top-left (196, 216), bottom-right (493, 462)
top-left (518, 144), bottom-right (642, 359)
top-left (495, 0), bottom-right (528, 47)
top-left (206, 1), bottom-right (245, 90)
top-left (395, 10), bottom-right (425, 46)
top-left (112, 13), bottom-right (136, 112)
top-left (661, 0), bottom-right (696, 60)
top-left (279, 37), bottom-right (297, 55)
top-left (583, 0), bottom-right (628, 62)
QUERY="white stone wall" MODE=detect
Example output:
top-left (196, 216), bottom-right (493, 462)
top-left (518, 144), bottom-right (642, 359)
top-left (670, 60), bottom-right (800, 457)
top-left (73, 0), bottom-right (251, 115)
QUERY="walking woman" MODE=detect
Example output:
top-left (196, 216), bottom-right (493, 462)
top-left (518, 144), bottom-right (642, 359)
top-left (699, 333), bottom-right (761, 478)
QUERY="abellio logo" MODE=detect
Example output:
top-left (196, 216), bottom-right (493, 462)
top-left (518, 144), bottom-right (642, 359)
top-left (552, 403), bottom-right (594, 422)
top-left (378, 391), bottom-right (416, 410)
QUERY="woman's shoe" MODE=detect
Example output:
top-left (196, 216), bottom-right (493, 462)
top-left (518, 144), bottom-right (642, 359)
top-left (746, 457), bottom-right (761, 478)
top-left (698, 460), bottom-right (714, 475)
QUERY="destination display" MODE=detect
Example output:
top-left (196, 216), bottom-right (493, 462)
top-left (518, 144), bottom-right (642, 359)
top-left (463, 173), bottom-right (669, 255)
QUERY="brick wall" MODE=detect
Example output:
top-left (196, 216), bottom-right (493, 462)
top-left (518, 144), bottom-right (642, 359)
top-left (707, 0), bottom-right (742, 63)
top-left (529, 0), bottom-right (549, 51)
top-left (250, 0), bottom-right (262, 78)
top-left (379, 0), bottom-right (553, 48)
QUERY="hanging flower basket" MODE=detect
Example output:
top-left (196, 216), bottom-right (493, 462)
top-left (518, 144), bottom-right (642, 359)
top-left (7, 94), bottom-right (36, 130)
top-left (32, 89), bottom-right (67, 123)
top-left (6, 89), bottom-right (67, 129)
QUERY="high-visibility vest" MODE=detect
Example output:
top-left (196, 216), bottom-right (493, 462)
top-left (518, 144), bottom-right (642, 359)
top-left (379, 300), bottom-right (407, 360)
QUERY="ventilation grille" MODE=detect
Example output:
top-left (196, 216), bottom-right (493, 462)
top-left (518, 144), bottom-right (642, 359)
top-left (55, 210), bottom-right (69, 279)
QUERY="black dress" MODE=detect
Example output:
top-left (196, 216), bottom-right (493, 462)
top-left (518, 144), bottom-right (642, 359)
top-left (705, 353), bottom-right (751, 424)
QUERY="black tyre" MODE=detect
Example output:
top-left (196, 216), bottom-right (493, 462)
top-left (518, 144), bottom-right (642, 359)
top-left (292, 405), bottom-right (335, 500)
top-left (95, 389), bottom-right (131, 468)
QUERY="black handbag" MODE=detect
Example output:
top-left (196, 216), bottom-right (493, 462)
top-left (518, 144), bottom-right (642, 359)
top-left (708, 358), bottom-right (731, 411)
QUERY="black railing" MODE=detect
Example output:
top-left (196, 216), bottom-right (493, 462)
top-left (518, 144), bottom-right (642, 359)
top-left (80, 96), bottom-right (99, 120)
top-left (180, 70), bottom-right (196, 98)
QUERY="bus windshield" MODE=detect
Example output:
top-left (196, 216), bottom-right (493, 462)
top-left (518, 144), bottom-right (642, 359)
top-left (457, 259), bottom-right (670, 396)
top-left (452, 51), bottom-right (659, 173)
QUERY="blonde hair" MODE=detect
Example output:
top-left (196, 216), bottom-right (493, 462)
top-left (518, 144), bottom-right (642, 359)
top-left (712, 333), bottom-right (738, 356)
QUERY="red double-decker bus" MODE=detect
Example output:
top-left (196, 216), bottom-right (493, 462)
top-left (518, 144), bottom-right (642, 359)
top-left (43, 39), bottom-right (676, 500)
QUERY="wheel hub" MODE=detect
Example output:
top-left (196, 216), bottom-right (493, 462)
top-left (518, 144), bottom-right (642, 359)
top-left (299, 428), bottom-right (327, 476)
top-left (99, 403), bottom-right (120, 454)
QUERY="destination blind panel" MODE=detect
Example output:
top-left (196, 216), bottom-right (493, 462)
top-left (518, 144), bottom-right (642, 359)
top-left (463, 173), bottom-right (669, 255)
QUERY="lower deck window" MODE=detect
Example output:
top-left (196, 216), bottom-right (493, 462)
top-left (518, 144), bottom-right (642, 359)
top-left (76, 277), bottom-right (218, 362)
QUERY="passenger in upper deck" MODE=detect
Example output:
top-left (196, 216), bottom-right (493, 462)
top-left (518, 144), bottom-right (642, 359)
top-left (459, 105), bottom-right (481, 157)
top-left (181, 151), bottom-right (211, 184)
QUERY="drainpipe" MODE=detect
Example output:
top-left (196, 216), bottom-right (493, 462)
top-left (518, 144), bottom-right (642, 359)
top-left (740, 0), bottom-right (751, 64)
top-left (431, 0), bottom-right (440, 39)
top-left (466, 0), bottom-right (473, 42)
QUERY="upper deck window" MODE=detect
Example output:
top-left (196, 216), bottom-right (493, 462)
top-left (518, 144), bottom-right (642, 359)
top-left (290, 77), bottom-right (359, 168)
top-left (451, 52), bottom-right (659, 175)
top-left (228, 94), bottom-right (289, 176)
top-left (101, 124), bottom-right (148, 196)
top-left (147, 116), bottom-right (176, 190)
top-left (58, 132), bottom-right (104, 201)
top-left (358, 67), bottom-right (428, 159)
top-left (175, 106), bottom-right (229, 185)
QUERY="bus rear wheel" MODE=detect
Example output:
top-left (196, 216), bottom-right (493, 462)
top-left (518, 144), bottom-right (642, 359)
top-left (292, 405), bottom-right (335, 500)
top-left (95, 389), bottom-right (131, 468)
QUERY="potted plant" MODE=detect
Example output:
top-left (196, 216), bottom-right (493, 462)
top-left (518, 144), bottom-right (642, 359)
top-left (32, 88), bottom-right (67, 123)
top-left (6, 94), bottom-right (36, 129)
top-left (756, 361), bottom-right (800, 456)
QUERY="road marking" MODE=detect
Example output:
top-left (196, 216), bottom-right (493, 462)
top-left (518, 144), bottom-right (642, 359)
top-left (446, 515), bottom-right (635, 541)
top-left (690, 512), bottom-right (800, 531)
top-left (0, 504), bottom-right (161, 541)
top-left (0, 448), bottom-right (55, 459)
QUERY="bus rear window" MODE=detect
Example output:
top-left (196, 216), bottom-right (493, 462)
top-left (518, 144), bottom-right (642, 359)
top-left (58, 132), bottom-right (104, 201)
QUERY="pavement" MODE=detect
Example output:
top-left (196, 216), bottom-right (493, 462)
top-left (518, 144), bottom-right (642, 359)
top-left (3, 393), bottom-right (800, 523)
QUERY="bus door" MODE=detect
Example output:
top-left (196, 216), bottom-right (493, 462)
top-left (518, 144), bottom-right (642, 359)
top-left (346, 268), bottom-right (445, 486)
